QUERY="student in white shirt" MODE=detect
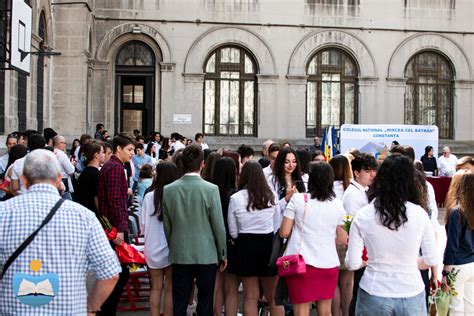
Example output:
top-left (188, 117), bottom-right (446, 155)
top-left (329, 154), bottom-right (353, 316)
top-left (267, 147), bottom-right (306, 210)
top-left (345, 155), bottom-right (437, 316)
top-left (141, 162), bottom-right (178, 316)
top-left (262, 143), bottom-right (281, 180)
top-left (341, 153), bottom-right (377, 316)
top-left (438, 146), bottom-right (458, 176)
top-left (195, 133), bottom-right (209, 150)
top-left (227, 161), bottom-right (284, 316)
top-left (280, 162), bottom-right (347, 316)
top-left (342, 153), bottom-right (377, 216)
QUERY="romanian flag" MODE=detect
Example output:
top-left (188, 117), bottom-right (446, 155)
top-left (321, 126), bottom-right (337, 161)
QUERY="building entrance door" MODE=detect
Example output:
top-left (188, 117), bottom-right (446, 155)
top-left (115, 41), bottom-right (156, 136)
top-left (117, 75), bottom-right (153, 136)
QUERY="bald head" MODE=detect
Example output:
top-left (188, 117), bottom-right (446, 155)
top-left (53, 135), bottom-right (67, 151)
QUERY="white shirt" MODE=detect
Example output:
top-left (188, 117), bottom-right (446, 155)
top-left (342, 180), bottom-right (369, 216)
top-left (345, 202), bottom-right (437, 298)
top-left (140, 191), bottom-right (171, 269)
top-left (263, 165), bottom-right (272, 180)
top-left (266, 174), bottom-right (290, 211)
top-left (227, 189), bottom-right (281, 238)
top-left (438, 154), bottom-right (458, 176)
top-left (334, 180), bottom-right (345, 200)
top-left (284, 193), bottom-right (345, 268)
top-left (11, 156), bottom-right (27, 194)
top-left (0, 153), bottom-right (8, 174)
top-left (55, 149), bottom-right (75, 192)
top-left (172, 141), bottom-right (185, 151)
top-left (301, 173), bottom-right (309, 192)
top-left (200, 142), bottom-right (209, 150)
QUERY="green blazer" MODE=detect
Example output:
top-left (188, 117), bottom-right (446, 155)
top-left (162, 174), bottom-right (227, 264)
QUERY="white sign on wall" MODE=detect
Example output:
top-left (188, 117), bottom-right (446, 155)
top-left (10, 0), bottom-right (32, 74)
top-left (173, 114), bottom-right (192, 125)
top-left (340, 124), bottom-right (439, 160)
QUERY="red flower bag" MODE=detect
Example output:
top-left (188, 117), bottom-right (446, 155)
top-left (276, 193), bottom-right (309, 277)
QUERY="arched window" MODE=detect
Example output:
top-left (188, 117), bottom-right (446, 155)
top-left (36, 12), bottom-right (46, 132)
top-left (306, 48), bottom-right (358, 137)
top-left (116, 41), bottom-right (154, 66)
top-left (405, 51), bottom-right (454, 139)
top-left (203, 46), bottom-right (258, 136)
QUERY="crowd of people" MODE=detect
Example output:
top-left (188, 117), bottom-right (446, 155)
top-left (0, 126), bottom-right (474, 316)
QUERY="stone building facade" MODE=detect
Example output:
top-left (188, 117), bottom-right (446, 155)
top-left (1, 0), bottom-right (473, 148)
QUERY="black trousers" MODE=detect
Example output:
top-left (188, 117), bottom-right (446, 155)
top-left (172, 264), bottom-right (217, 316)
top-left (420, 268), bottom-right (430, 308)
top-left (99, 234), bottom-right (130, 316)
top-left (349, 267), bottom-right (366, 316)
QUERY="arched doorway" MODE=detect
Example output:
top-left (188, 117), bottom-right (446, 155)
top-left (115, 41), bottom-right (155, 136)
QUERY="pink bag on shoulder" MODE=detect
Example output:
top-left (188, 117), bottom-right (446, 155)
top-left (276, 193), bottom-right (309, 277)
top-left (276, 254), bottom-right (306, 276)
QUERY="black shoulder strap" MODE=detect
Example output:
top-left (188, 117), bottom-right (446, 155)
top-left (1, 198), bottom-right (65, 279)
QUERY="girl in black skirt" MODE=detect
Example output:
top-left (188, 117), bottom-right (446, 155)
top-left (227, 161), bottom-right (284, 316)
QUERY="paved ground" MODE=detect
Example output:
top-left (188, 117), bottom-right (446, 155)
top-left (117, 209), bottom-right (447, 315)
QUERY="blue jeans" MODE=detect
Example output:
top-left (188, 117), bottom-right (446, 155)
top-left (356, 288), bottom-right (426, 316)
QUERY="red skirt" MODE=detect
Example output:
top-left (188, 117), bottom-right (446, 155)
top-left (285, 265), bottom-right (339, 304)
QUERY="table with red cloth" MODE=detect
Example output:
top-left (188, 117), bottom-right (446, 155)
top-left (426, 176), bottom-right (452, 207)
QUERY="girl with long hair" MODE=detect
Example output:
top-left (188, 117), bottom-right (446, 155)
top-left (442, 172), bottom-right (474, 316)
top-left (145, 142), bottom-right (158, 165)
top-left (328, 154), bottom-right (353, 316)
top-left (227, 161), bottom-right (284, 316)
top-left (345, 154), bottom-right (437, 315)
top-left (269, 147), bottom-right (306, 208)
top-left (212, 157), bottom-right (239, 316)
top-left (280, 162), bottom-right (347, 316)
top-left (140, 162), bottom-right (178, 316)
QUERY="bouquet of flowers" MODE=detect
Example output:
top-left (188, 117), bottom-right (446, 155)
top-left (100, 217), bottom-right (146, 271)
top-left (342, 215), bottom-right (353, 233)
top-left (428, 268), bottom-right (460, 316)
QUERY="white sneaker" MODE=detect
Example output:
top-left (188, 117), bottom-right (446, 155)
top-left (186, 300), bottom-right (197, 316)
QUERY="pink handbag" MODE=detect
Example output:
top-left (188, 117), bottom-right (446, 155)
top-left (276, 193), bottom-right (309, 277)
top-left (276, 254), bottom-right (306, 276)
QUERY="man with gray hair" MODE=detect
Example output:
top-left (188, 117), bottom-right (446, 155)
top-left (0, 149), bottom-right (121, 314)
top-left (258, 139), bottom-right (273, 168)
top-left (53, 135), bottom-right (75, 199)
top-left (438, 146), bottom-right (458, 176)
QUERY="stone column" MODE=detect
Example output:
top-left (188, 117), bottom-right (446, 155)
top-left (256, 74), bottom-right (279, 138)
top-left (453, 80), bottom-right (474, 140)
top-left (285, 75), bottom-right (308, 139)
top-left (359, 77), bottom-right (382, 124)
top-left (384, 78), bottom-right (407, 124)
top-left (51, 3), bottom-right (91, 139)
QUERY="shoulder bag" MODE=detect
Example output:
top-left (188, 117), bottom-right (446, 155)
top-left (0, 198), bottom-right (65, 280)
top-left (276, 193), bottom-right (309, 277)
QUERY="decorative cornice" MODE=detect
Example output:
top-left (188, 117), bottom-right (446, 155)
top-left (160, 62), bottom-right (176, 72)
top-left (286, 75), bottom-right (308, 85)
top-left (386, 77), bottom-right (408, 87)
top-left (182, 73), bottom-right (205, 83)
top-left (454, 79), bottom-right (474, 89)
top-left (256, 74), bottom-right (279, 84)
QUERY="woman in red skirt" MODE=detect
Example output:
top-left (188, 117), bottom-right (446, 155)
top-left (280, 162), bottom-right (348, 316)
